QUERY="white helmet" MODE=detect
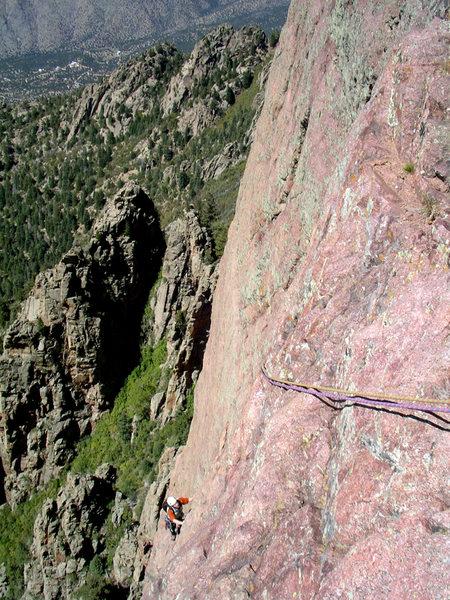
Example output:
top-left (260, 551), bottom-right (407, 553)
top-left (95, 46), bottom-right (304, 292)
top-left (167, 496), bottom-right (177, 506)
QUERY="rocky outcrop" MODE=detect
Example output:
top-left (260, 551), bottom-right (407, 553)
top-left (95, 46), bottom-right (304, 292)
top-left (67, 42), bottom-right (181, 140)
top-left (67, 24), bottom-right (267, 142)
top-left (0, 185), bottom-right (164, 506)
top-left (148, 211), bottom-right (218, 420)
top-left (22, 464), bottom-right (118, 599)
top-left (143, 1), bottom-right (449, 599)
top-left (161, 24), bottom-right (267, 135)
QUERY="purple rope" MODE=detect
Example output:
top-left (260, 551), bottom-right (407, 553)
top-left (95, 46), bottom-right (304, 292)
top-left (261, 367), bottom-right (450, 414)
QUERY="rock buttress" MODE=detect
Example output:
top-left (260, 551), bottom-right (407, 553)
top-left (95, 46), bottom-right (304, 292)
top-left (0, 184), bottom-right (164, 506)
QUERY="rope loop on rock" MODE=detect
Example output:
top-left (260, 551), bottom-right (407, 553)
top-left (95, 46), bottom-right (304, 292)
top-left (261, 365), bottom-right (450, 414)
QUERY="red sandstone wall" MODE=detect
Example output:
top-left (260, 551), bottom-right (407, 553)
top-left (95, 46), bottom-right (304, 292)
top-left (144, 1), bottom-right (449, 598)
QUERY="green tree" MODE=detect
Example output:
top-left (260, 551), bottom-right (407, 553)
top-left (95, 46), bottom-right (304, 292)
top-left (242, 70), bottom-right (253, 89)
top-left (179, 171), bottom-right (190, 190)
top-left (117, 412), bottom-right (132, 443)
top-left (269, 30), bottom-right (281, 48)
top-left (225, 86), bottom-right (235, 106)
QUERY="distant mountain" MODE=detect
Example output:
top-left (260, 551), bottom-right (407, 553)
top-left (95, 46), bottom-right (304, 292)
top-left (0, 0), bottom-right (288, 57)
top-left (0, 0), bottom-right (288, 100)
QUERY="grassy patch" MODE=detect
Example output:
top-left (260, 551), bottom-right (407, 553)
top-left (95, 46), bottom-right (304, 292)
top-left (70, 337), bottom-right (194, 500)
top-left (218, 62), bottom-right (265, 126)
top-left (422, 193), bottom-right (439, 221)
top-left (71, 339), bottom-right (168, 495)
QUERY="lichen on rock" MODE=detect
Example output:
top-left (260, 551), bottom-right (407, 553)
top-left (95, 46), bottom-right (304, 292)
top-left (142, 2), bottom-right (449, 599)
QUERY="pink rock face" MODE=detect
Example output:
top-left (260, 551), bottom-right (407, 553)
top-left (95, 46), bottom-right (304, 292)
top-left (143, 1), bottom-right (449, 598)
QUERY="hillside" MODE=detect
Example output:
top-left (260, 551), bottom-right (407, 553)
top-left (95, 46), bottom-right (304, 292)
top-left (0, 25), bottom-right (272, 599)
top-left (0, 0), bottom-right (289, 101)
top-left (0, 0), bottom-right (287, 57)
top-left (0, 24), bottom-right (269, 332)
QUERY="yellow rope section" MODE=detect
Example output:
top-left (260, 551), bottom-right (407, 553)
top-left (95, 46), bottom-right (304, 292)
top-left (261, 365), bottom-right (450, 408)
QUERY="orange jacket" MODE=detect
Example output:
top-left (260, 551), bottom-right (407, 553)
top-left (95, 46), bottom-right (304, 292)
top-left (167, 497), bottom-right (189, 522)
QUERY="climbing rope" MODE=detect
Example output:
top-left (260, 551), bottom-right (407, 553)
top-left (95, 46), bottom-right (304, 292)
top-left (261, 365), bottom-right (450, 414)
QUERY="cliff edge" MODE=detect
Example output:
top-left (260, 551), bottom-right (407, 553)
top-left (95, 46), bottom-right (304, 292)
top-left (143, 1), bottom-right (449, 599)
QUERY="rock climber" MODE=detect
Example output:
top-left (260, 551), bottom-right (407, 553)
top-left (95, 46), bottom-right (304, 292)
top-left (163, 496), bottom-right (192, 540)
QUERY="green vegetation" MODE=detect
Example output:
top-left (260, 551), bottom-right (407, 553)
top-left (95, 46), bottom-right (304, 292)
top-left (77, 563), bottom-right (122, 600)
top-left (195, 160), bottom-right (247, 258)
top-left (72, 339), bottom-right (166, 495)
top-left (71, 338), bottom-right (194, 499)
top-left (103, 506), bottom-right (133, 570)
top-left (142, 268), bottom-right (163, 331)
top-left (174, 309), bottom-right (187, 338)
top-left (166, 62), bottom-right (266, 255)
top-left (0, 478), bottom-right (62, 599)
top-left (0, 40), bottom-right (268, 330)
top-left (403, 161), bottom-right (415, 173)
top-left (269, 29), bottom-right (281, 47)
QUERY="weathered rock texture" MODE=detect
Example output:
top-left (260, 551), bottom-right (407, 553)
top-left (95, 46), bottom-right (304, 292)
top-left (143, 1), bottom-right (449, 599)
top-left (0, 185), bottom-right (164, 506)
top-left (18, 209), bottom-right (219, 599)
top-left (22, 464), bottom-right (117, 600)
top-left (149, 211), bottom-right (218, 420)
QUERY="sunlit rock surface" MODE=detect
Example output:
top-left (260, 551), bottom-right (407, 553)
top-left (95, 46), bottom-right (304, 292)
top-left (143, 1), bottom-right (449, 598)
